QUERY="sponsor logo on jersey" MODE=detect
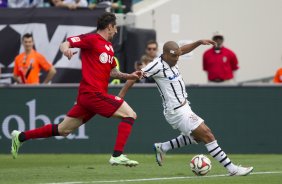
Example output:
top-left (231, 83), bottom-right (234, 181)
top-left (168, 73), bottom-right (180, 80)
top-left (99, 52), bottom-right (114, 64)
top-left (70, 37), bottom-right (81, 43)
top-left (99, 52), bottom-right (108, 64)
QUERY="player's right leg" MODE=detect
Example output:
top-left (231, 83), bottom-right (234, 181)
top-left (11, 116), bottom-right (83, 159)
top-left (77, 92), bottom-right (138, 166)
top-left (192, 122), bottom-right (253, 176)
top-left (109, 100), bottom-right (139, 167)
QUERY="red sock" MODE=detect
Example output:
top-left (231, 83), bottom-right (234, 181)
top-left (113, 117), bottom-right (134, 153)
top-left (23, 124), bottom-right (59, 141)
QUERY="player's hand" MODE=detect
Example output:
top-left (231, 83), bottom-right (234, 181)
top-left (127, 71), bottom-right (143, 80)
top-left (63, 50), bottom-right (77, 60)
top-left (200, 40), bottom-right (216, 46)
top-left (134, 70), bottom-right (143, 78)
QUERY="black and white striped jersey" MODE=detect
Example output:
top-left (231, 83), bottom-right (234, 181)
top-left (141, 56), bottom-right (188, 111)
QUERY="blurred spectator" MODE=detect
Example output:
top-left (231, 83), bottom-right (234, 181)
top-left (8, 0), bottom-right (44, 7)
top-left (273, 67), bottom-right (282, 83)
top-left (13, 33), bottom-right (56, 84)
top-left (139, 41), bottom-right (158, 83)
top-left (139, 54), bottom-right (154, 83)
top-left (134, 61), bottom-right (145, 83)
top-left (89, 0), bottom-right (129, 13)
top-left (134, 60), bottom-right (144, 71)
top-left (115, 0), bottom-right (132, 13)
top-left (0, 0), bottom-right (8, 7)
top-left (140, 54), bottom-right (153, 67)
top-left (145, 40), bottom-right (158, 60)
top-left (203, 31), bottom-right (239, 83)
top-left (50, 0), bottom-right (88, 9)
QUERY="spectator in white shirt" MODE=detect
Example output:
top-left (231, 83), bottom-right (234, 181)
top-left (8, 0), bottom-right (44, 7)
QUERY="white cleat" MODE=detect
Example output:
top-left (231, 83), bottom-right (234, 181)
top-left (153, 143), bottom-right (165, 166)
top-left (229, 165), bottom-right (254, 176)
top-left (109, 154), bottom-right (139, 167)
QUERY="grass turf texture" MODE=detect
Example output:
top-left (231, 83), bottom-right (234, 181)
top-left (0, 154), bottom-right (281, 184)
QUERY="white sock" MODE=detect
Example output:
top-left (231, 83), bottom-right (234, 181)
top-left (205, 140), bottom-right (237, 173)
top-left (161, 134), bottom-right (197, 152)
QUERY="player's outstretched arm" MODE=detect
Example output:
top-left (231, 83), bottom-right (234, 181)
top-left (118, 80), bottom-right (137, 99)
top-left (110, 68), bottom-right (142, 80)
top-left (180, 40), bottom-right (216, 55)
top-left (111, 67), bottom-right (142, 98)
top-left (60, 41), bottom-right (77, 60)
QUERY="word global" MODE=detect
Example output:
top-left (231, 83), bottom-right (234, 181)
top-left (1, 99), bottom-right (88, 140)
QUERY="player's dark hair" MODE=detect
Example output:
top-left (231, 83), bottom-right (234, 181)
top-left (146, 40), bottom-right (158, 48)
top-left (97, 12), bottom-right (116, 31)
top-left (22, 33), bottom-right (33, 41)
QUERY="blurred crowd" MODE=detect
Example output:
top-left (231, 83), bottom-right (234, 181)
top-left (0, 1), bottom-right (280, 85)
top-left (1, 31), bottom-right (281, 85)
top-left (134, 40), bottom-right (158, 83)
top-left (0, 0), bottom-right (132, 13)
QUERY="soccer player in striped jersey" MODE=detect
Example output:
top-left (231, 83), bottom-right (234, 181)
top-left (118, 40), bottom-right (253, 176)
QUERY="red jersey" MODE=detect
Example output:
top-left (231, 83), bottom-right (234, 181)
top-left (67, 33), bottom-right (116, 94)
top-left (203, 47), bottom-right (239, 81)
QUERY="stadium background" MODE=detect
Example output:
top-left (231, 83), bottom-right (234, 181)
top-left (0, 0), bottom-right (282, 154)
top-left (1, 85), bottom-right (282, 154)
top-left (1, 1), bottom-right (282, 183)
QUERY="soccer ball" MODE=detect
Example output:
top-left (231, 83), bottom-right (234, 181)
top-left (190, 154), bottom-right (212, 176)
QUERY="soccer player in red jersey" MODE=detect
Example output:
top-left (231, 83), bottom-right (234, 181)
top-left (11, 12), bottom-right (142, 166)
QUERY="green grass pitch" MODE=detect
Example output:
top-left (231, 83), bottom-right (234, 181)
top-left (0, 154), bottom-right (281, 184)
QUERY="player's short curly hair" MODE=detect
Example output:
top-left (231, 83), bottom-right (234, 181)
top-left (97, 12), bottom-right (116, 31)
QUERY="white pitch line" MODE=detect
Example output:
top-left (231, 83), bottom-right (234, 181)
top-left (43, 171), bottom-right (282, 184)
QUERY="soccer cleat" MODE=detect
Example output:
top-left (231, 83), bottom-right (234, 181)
top-left (153, 143), bottom-right (165, 166)
top-left (11, 130), bottom-right (23, 159)
top-left (229, 165), bottom-right (254, 176)
top-left (109, 154), bottom-right (139, 167)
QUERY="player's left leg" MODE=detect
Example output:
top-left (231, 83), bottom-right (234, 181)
top-left (192, 122), bottom-right (253, 176)
top-left (153, 134), bottom-right (198, 166)
top-left (11, 116), bottom-right (83, 159)
top-left (154, 103), bottom-right (201, 166)
top-left (156, 134), bottom-right (198, 153)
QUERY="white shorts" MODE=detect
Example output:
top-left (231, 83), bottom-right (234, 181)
top-left (163, 103), bottom-right (204, 136)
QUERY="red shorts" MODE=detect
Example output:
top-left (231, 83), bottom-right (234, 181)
top-left (67, 92), bottom-right (124, 123)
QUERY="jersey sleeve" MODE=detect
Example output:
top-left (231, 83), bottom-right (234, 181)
top-left (37, 54), bottom-right (52, 71)
top-left (141, 61), bottom-right (160, 78)
top-left (67, 34), bottom-right (92, 49)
